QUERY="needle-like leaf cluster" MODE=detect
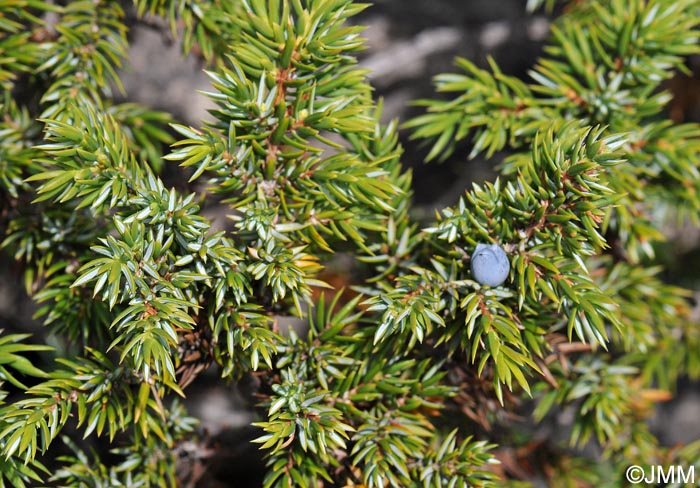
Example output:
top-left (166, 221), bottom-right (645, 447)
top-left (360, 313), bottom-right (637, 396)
top-left (1, 0), bottom-right (700, 486)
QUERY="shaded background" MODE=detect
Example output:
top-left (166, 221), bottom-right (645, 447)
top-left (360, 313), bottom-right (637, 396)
top-left (2, 1), bottom-right (700, 486)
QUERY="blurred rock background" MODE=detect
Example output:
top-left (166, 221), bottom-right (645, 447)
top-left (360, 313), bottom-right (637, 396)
top-left (2, 1), bottom-right (700, 486)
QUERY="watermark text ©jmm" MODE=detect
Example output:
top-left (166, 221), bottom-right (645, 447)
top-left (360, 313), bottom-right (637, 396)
top-left (625, 465), bottom-right (695, 485)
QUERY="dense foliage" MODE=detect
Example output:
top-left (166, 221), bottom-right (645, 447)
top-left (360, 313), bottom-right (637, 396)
top-left (1, 0), bottom-right (700, 486)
